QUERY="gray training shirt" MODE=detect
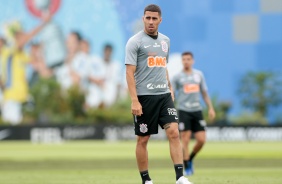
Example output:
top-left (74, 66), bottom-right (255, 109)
top-left (125, 31), bottom-right (170, 96)
top-left (172, 69), bottom-right (208, 112)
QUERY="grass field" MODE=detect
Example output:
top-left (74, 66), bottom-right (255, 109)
top-left (0, 140), bottom-right (282, 184)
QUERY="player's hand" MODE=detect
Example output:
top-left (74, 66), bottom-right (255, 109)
top-left (131, 100), bottom-right (143, 116)
top-left (208, 108), bottom-right (216, 121)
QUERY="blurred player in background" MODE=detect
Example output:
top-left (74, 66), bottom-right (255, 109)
top-left (125, 4), bottom-right (192, 184)
top-left (55, 31), bottom-right (84, 90)
top-left (172, 51), bottom-right (216, 175)
top-left (0, 14), bottom-right (52, 124)
top-left (100, 44), bottom-right (122, 107)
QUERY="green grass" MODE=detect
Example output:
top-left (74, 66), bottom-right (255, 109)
top-left (0, 141), bottom-right (282, 184)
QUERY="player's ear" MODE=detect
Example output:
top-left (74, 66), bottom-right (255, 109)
top-left (160, 17), bottom-right (162, 23)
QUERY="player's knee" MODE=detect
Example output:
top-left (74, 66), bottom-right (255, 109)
top-left (197, 137), bottom-right (206, 145)
top-left (137, 136), bottom-right (150, 146)
top-left (167, 128), bottom-right (180, 140)
top-left (181, 138), bottom-right (190, 146)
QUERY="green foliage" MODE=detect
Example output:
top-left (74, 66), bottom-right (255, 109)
top-left (86, 97), bottom-right (132, 124)
top-left (230, 111), bottom-right (268, 125)
top-left (0, 118), bottom-right (7, 125)
top-left (24, 78), bottom-right (84, 124)
top-left (202, 95), bottom-right (232, 125)
top-left (238, 71), bottom-right (282, 116)
top-left (23, 78), bottom-right (132, 125)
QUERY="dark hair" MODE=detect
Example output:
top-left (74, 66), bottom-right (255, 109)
top-left (144, 4), bottom-right (161, 16)
top-left (104, 43), bottom-right (113, 50)
top-left (182, 51), bottom-right (193, 58)
top-left (71, 31), bottom-right (82, 41)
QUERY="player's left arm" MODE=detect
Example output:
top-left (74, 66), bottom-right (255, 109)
top-left (201, 90), bottom-right (216, 121)
top-left (166, 69), bottom-right (174, 101)
top-left (200, 72), bottom-right (216, 121)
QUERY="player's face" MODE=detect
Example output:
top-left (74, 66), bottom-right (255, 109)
top-left (67, 33), bottom-right (79, 53)
top-left (80, 41), bottom-right (89, 54)
top-left (104, 47), bottom-right (112, 62)
top-left (182, 55), bottom-right (194, 70)
top-left (15, 31), bottom-right (25, 41)
top-left (143, 11), bottom-right (162, 35)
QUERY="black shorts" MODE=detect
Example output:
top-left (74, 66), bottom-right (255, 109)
top-left (178, 110), bottom-right (206, 132)
top-left (134, 93), bottom-right (178, 136)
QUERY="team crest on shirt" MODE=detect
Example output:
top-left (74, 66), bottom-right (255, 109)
top-left (161, 41), bottom-right (168, 53)
top-left (140, 124), bottom-right (148, 133)
top-left (193, 73), bottom-right (201, 83)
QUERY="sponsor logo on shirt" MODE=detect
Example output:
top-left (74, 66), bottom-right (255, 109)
top-left (147, 56), bottom-right (166, 67)
top-left (147, 83), bottom-right (167, 89)
top-left (184, 102), bottom-right (201, 108)
top-left (183, 84), bottom-right (200, 93)
top-left (153, 42), bottom-right (161, 47)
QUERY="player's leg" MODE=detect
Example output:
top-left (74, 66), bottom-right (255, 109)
top-left (135, 95), bottom-right (160, 184)
top-left (178, 110), bottom-right (193, 174)
top-left (160, 94), bottom-right (192, 184)
top-left (165, 123), bottom-right (184, 173)
top-left (180, 130), bottom-right (192, 174)
top-left (136, 135), bottom-right (152, 184)
top-left (165, 123), bottom-right (192, 184)
top-left (187, 111), bottom-right (206, 175)
top-left (192, 130), bottom-right (206, 156)
top-left (181, 130), bottom-right (192, 160)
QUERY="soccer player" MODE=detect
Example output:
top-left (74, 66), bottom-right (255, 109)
top-left (125, 4), bottom-right (192, 184)
top-left (172, 51), bottom-right (216, 175)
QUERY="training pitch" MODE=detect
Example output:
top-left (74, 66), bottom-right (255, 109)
top-left (0, 140), bottom-right (281, 184)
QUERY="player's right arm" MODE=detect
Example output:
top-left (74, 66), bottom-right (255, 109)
top-left (171, 74), bottom-right (180, 100)
top-left (200, 72), bottom-right (216, 121)
top-left (126, 65), bottom-right (143, 116)
top-left (125, 37), bottom-right (143, 116)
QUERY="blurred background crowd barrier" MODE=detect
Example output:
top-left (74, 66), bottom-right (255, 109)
top-left (1, 125), bottom-right (282, 142)
top-left (0, 0), bottom-right (282, 138)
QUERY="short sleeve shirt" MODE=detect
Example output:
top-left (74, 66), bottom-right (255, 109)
top-left (172, 69), bottom-right (208, 112)
top-left (125, 31), bottom-right (170, 95)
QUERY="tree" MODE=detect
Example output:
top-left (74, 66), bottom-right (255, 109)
top-left (238, 71), bottom-right (282, 116)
